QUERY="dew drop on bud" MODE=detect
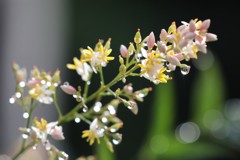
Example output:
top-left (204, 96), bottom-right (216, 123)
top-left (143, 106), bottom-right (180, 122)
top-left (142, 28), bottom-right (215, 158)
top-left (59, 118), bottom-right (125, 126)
top-left (23, 112), bottom-right (29, 119)
top-left (181, 66), bottom-right (190, 75)
top-left (74, 117), bottom-right (81, 123)
top-left (63, 82), bottom-right (69, 86)
top-left (87, 81), bottom-right (91, 85)
top-left (101, 117), bottom-right (108, 123)
top-left (22, 133), bottom-right (29, 139)
top-left (112, 138), bottom-right (121, 145)
top-left (82, 106), bottom-right (88, 112)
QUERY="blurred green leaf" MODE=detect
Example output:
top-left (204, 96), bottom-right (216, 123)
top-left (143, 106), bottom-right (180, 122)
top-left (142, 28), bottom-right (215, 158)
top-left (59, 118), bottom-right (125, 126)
top-left (137, 81), bottom-right (175, 160)
top-left (191, 60), bottom-right (225, 128)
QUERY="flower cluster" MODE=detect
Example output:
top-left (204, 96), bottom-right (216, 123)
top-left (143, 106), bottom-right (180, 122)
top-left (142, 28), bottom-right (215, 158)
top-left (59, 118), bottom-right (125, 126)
top-left (8, 19), bottom-right (217, 160)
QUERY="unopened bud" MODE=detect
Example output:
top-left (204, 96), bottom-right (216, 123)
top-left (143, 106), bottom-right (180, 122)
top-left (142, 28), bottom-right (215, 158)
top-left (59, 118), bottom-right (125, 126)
top-left (147, 32), bottom-right (155, 49)
top-left (120, 45), bottom-right (128, 58)
top-left (157, 41), bottom-right (167, 53)
top-left (206, 33), bottom-right (218, 42)
top-left (189, 20), bottom-right (196, 32)
top-left (167, 55), bottom-right (181, 66)
top-left (134, 29), bottom-right (142, 44)
top-left (168, 21), bottom-right (176, 34)
top-left (60, 84), bottom-right (77, 95)
top-left (160, 29), bottom-right (168, 41)
top-left (109, 122), bottom-right (123, 132)
top-left (104, 38), bottom-right (111, 50)
top-left (119, 55), bottom-right (124, 64)
top-left (128, 43), bottom-right (135, 54)
top-left (52, 69), bottom-right (61, 84)
top-left (200, 19), bottom-right (211, 30)
top-left (50, 126), bottom-right (65, 140)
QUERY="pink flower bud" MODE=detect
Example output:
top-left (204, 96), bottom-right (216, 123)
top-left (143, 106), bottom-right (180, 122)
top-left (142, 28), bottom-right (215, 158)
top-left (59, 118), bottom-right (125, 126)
top-left (167, 55), bottom-right (181, 66)
top-left (189, 20), bottom-right (196, 32)
top-left (178, 39), bottom-right (188, 48)
top-left (120, 45), bottom-right (128, 58)
top-left (60, 84), bottom-right (77, 95)
top-left (50, 126), bottom-right (65, 140)
top-left (159, 29), bottom-right (168, 41)
top-left (196, 41), bottom-right (207, 53)
top-left (168, 63), bottom-right (176, 71)
top-left (157, 41), bottom-right (166, 53)
top-left (200, 19), bottom-right (211, 30)
top-left (185, 32), bottom-right (196, 40)
top-left (206, 33), bottom-right (218, 42)
top-left (16, 69), bottom-right (27, 84)
top-left (175, 54), bottom-right (184, 61)
top-left (147, 32), bottom-right (155, 49)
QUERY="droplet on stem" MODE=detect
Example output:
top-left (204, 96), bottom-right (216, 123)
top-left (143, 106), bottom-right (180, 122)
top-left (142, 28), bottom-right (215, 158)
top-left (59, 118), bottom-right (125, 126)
top-left (23, 112), bottom-right (29, 119)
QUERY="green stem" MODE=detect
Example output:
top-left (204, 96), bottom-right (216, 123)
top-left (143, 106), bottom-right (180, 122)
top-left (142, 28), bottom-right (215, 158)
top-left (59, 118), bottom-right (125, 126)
top-left (99, 66), bottom-right (105, 85)
top-left (59, 65), bottom-right (140, 125)
top-left (53, 92), bottom-right (63, 118)
top-left (76, 114), bottom-right (91, 125)
top-left (13, 99), bottom-right (34, 160)
top-left (12, 142), bottom-right (35, 160)
top-left (83, 73), bottom-right (93, 99)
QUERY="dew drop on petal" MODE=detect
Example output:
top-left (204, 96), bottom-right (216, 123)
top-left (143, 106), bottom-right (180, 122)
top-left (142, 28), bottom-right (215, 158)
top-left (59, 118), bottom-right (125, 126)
top-left (23, 112), bottom-right (29, 119)
top-left (74, 117), bottom-right (81, 123)
top-left (181, 66), bottom-right (191, 75)
top-left (22, 133), bottom-right (29, 139)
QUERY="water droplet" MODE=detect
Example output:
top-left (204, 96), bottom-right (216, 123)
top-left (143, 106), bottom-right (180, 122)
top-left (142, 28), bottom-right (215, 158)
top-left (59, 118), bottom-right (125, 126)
top-left (108, 105), bottom-right (116, 115)
top-left (23, 112), bottom-right (29, 119)
top-left (44, 141), bottom-right (51, 150)
top-left (63, 82), bottom-right (69, 86)
top-left (110, 128), bottom-right (116, 133)
top-left (9, 97), bottom-right (16, 104)
top-left (137, 93), bottom-right (145, 98)
top-left (74, 117), bottom-right (81, 123)
top-left (19, 81), bottom-right (26, 87)
top-left (15, 92), bottom-right (22, 98)
top-left (112, 138), bottom-right (121, 145)
top-left (82, 106), bottom-right (88, 112)
top-left (180, 65), bottom-right (191, 75)
top-left (128, 106), bottom-right (133, 109)
top-left (22, 133), bottom-right (29, 139)
top-left (93, 102), bottom-right (102, 112)
top-left (101, 117), bottom-right (108, 123)
top-left (87, 81), bottom-right (91, 85)
top-left (41, 80), bottom-right (46, 84)
top-left (46, 81), bottom-right (52, 87)
top-left (58, 151), bottom-right (68, 160)
top-left (32, 144), bottom-right (38, 150)
top-left (54, 83), bottom-right (59, 87)
top-left (112, 133), bottom-right (122, 145)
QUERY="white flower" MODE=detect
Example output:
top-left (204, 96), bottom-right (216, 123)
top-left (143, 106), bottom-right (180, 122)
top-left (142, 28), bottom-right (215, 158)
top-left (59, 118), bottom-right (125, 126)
top-left (67, 57), bottom-right (92, 81)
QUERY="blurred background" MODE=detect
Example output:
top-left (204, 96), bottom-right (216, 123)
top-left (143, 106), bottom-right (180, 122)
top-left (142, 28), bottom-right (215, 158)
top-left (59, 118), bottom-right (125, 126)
top-left (1, 0), bottom-right (240, 159)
